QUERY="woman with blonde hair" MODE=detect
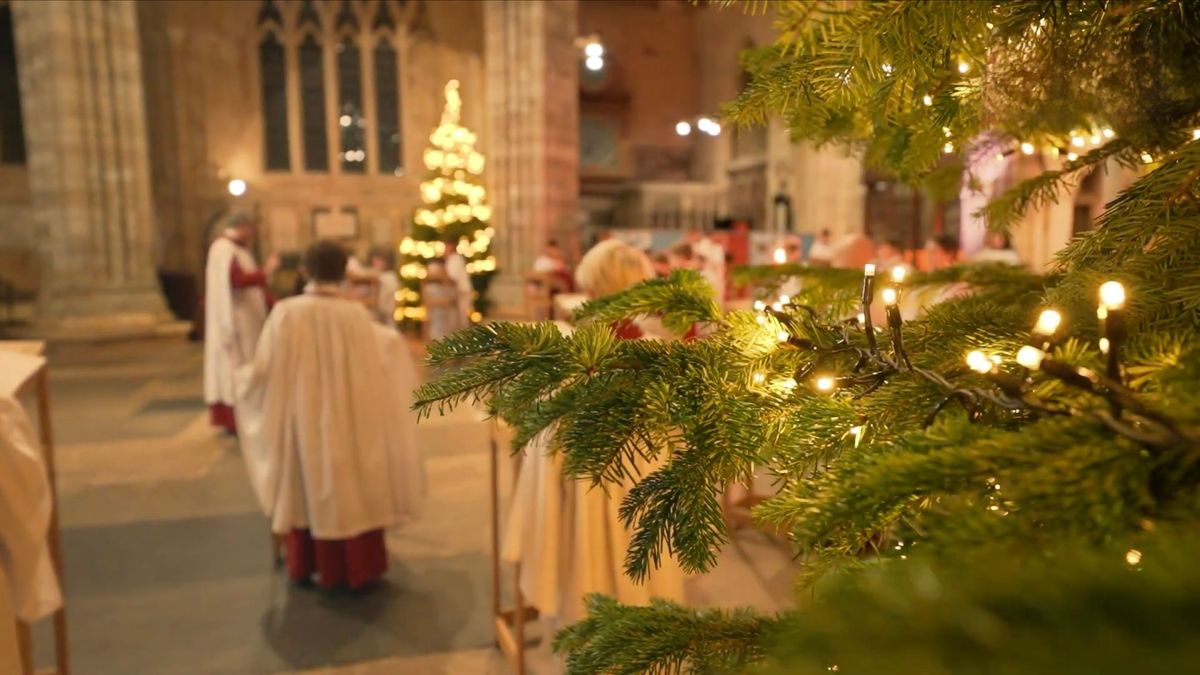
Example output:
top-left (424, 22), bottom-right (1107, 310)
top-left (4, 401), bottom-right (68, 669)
top-left (502, 237), bottom-right (686, 628)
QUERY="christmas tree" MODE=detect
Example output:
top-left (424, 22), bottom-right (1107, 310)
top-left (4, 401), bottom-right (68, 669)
top-left (417, 1), bottom-right (1200, 672)
top-left (395, 79), bottom-right (496, 324)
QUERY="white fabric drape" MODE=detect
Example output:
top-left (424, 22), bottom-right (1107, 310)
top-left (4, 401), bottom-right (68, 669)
top-left (0, 379), bottom-right (63, 674)
top-left (204, 236), bottom-right (268, 407)
top-left (234, 288), bottom-right (424, 539)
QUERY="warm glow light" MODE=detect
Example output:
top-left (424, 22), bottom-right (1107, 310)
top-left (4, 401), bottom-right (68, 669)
top-left (227, 179), bottom-right (247, 197)
top-left (1125, 549), bottom-right (1142, 566)
top-left (585, 55), bottom-right (604, 71)
top-left (881, 62), bottom-right (893, 75)
top-left (1141, 152), bottom-right (1154, 164)
top-left (675, 121), bottom-right (691, 136)
top-left (704, 121), bottom-right (721, 137)
top-left (697, 117), bottom-right (714, 133)
top-left (815, 376), bottom-right (836, 392)
top-left (777, 330), bottom-right (790, 343)
top-left (773, 247), bottom-right (787, 264)
top-left (864, 263), bottom-right (876, 277)
top-left (1099, 337), bottom-right (1111, 354)
top-left (752, 372), bottom-right (766, 385)
top-left (339, 114), bottom-right (352, 127)
top-left (1067, 152), bottom-right (1078, 161)
top-left (584, 41), bottom-right (604, 58)
top-left (755, 314), bottom-right (766, 326)
top-left (957, 61), bottom-right (970, 74)
top-left (965, 350), bottom-right (994, 374)
top-left (891, 266), bottom-right (907, 284)
top-left (1193, 129), bottom-right (1200, 141)
top-left (753, 300), bottom-right (766, 311)
top-left (771, 301), bottom-right (783, 312)
top-left (1020, 142), bottom-right (1035, 155)
top-left (922, 94), bottom-right (933, 106)
top-left (1016, 345), bottom-right (1046, 370)
top-left (943, 142), bottom-right (955, 154)
top-left (780, 378), bottom-right (798, 391)
top-left (1099, 281), bottom-right (1126, 310)
top-left (1090, 134), bottom-right (1101, 146)
top-left (1070, 136), bottom-right (1085, 148)
top-left (856, 313), bottom-right (866, 324)
top-left (1033, 308), bottom-right (1062, 335)
top-left (779, 294), bottom-right (790, 305)
top-left (881, 287), bottom-right (898, 306)
top-left (1102, 127), bottom-right (1115, 139)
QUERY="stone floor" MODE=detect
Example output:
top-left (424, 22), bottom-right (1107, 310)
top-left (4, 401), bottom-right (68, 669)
top-left (24, 337), bottom-right (794, 674)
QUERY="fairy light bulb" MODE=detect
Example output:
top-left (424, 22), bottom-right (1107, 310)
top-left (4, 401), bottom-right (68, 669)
top-left (1020, 142), bottom-right (1035, 155)
top-left (771, 301), bottom-right (783, 312)
top-left (965, 350), bottom-right (994, 374)
top-left (891, 265), bottom-right (907, 284)
top-left (1125, 549), bottom-right (1142, 566)
top-left (864, 263), bottom-right (876, 277)
top-left (922, 94), bottom-right (933, 106)
top-left (1016, 345), bottom-right (1046, 370)
top-left (1099, 337), bottom-right (1111, 354)
top-left (1067, 152), bottom-right (1079, 161)
top-left (815, 376), bottom-right (836, 392)
top-left (881, 287), bottom-right (898, 306)
top-left (773, 247), bottom-right (787, 264)
top-left (777, 330), bottom-right (790, 343)
top-left (1033, 308), bottom-right (1062, 336)
top-left (1071, 136), bottom-right (1085, 148)
top-left (779, 294), bottom-right (790, 305)
top-left (856, 313), bottom-right (866, 324)
top-left (753, 300), bottom-right (766, 311)
top-left (1102, 127), bottom-right (1115, 139)
top-left (957, 61), bottom-right (969, 74)
top-left (752, 372), bottom-right (766, 385)
top-left (780, 377), bottom-right (798, 391)
top-left (1099, 281), bottom-right (1126, 309)
top-left (1141, 152), bottom-right (1154, 164)
top-left (755, 314), bottom-right (766, 326)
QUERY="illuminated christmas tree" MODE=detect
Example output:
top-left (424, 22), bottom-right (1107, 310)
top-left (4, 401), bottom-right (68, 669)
top-left (395, 79), bottom-right (496, 324)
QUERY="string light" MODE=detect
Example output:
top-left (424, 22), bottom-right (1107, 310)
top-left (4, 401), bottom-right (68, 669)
top-left (1125, 549), bottom-right (1142, 566)
top-left (890, 266), bottom-right (908, 284)
top-left (1016, 345), bottom-right (1046, 370)
top-left (773, 247), bottom-right (787, 264)
top-left (1067, 152), bottom-right (1078, 161)
top-left (1099, 281), bottom-right (1126, 309)
top-left (881, 287), bottom-right (898, 306)
top-left (779, 294), bottom-right (791, 305)
top-left (1071, 135), bottom-right (1085, 148)
top-left (675, 121), bottom-right (691, 136)
top-left (1103, 127), bottom-right (1115, 139)
top-left (943, 142), bottom-right (955, 154)
top-left (966, 350), bottom-right (995, 374)
top-left (1021, 142), bottom-right (1035, 155)
top-left (815, 376), bottom-right (836, 392)
top-left (754, 300), bottom-right (766, 311)
top-left (881, 62), bottom-right (893, 75)
top-left (1141, 152), bottom-right (1154, 164)
top-left (777, 330), bottom-right (791, 343)
top-left (922, 94), bottom-right (933, 106)
top-left (1192, 129), bottom-right (1200, 140)
top-left (752, 372), bottom-right (766, 385)
top-left (1033, 309), bottom-right (1062, 336)
top-left (957, 61), bottom-right (970, 74)
top-left (864, 263), bottom-right (876, 277)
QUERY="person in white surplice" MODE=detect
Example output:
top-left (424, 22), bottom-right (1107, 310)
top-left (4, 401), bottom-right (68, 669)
top-left (502, 239), bottom-right (686, 625)
top-left (0, 393), bottom-right (62, 673)
top-left (234, 240), bottom-right (424, 590)
top-left (204, 212), bottom-right (278, 434)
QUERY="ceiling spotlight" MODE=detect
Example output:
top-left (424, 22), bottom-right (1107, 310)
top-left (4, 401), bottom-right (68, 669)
top-left (675, 121), bottom-right (691, 136)
top-left (227, 179), bottom-right (247, 197)
top-left (585, 55), bottom-right (604, 72)
top-left (584, 41), bottom-right (604, 58)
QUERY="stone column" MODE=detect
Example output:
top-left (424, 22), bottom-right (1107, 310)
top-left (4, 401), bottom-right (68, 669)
top-left (12, 0), bottom-right (170, 337)
top-left (484, 0), bottom-right (579, 314)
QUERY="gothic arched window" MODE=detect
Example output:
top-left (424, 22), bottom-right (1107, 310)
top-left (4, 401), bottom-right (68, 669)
top-left (258, 31), bottom-right (290, 171)
top-left (373, 39), bottom-right (401, 175)
top-left (0, 3), bottom-right (25, 165)
top-left (336, 36), bottom-right (365, 173)
top-left (299, 33), bottom-right (329, 172)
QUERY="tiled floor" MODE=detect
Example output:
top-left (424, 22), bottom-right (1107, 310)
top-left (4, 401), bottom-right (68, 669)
top-left (26, 337), bottom-right (794, 674)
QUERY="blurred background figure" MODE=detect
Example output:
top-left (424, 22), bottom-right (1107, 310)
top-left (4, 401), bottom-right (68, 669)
top-left (667, 241), bottom-right (699, 272)
top-left (444, 237), bottom-right (474, 324)
top-left (525, 239), bottom-right (574, 320)
top-left (807, 229), bottom-right (834, 267)
top-left (970, 231), bottom-right (1023, 266)
top-left (873, 238), bottom-right (905, 268)
top-left (370, 249), bottom-right (399, 326)
top-left (686, 231), bottom-right (727, 302)
top-left (832, 233), bottom-right (877, 270)
top-left (924, 235), bottom-right (959, 271)
top-left (650, 250), bottom-right (672, 278)
top-left (423, 260), bottom-right (462, 341)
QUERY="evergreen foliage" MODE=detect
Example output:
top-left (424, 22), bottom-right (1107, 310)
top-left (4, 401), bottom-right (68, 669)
top-left (395, 79), bottom-right (495, 324)
top-left (416, 1), bottom-right (1200, 672)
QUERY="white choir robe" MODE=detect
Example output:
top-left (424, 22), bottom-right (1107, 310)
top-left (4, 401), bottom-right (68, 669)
top-left (0, 395), bottom-right (62, 673)
top-left (694, 237), bottom-right (727, 302)
top-left (501, 318), bottom-right (685, 625)
top-left (204, 236), bottom-right (268, 412)
top-left (234, 286), bottom-right (424, 539)
top-left (445, 252), bottom-right (474, 322)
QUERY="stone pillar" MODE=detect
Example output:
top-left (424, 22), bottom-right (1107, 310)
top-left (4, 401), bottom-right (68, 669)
top-left (12, 0), bottom-right (171, 337)
top-left (484, 0), bottom-right (579, 314)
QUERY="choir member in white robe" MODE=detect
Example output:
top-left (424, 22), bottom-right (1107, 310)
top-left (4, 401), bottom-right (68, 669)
top-left (235, 240), bottom-right (424, 590)
top-left (444, 240), bottom-right (474, 323)
top-left (687, 231), bottom-right (727, 303)
top-left (0, 384), bottom-right (61, 673)
top-left (502, 239), bottom-right (685, 624)
top-left (203, 213), bottom-right (276, 434)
